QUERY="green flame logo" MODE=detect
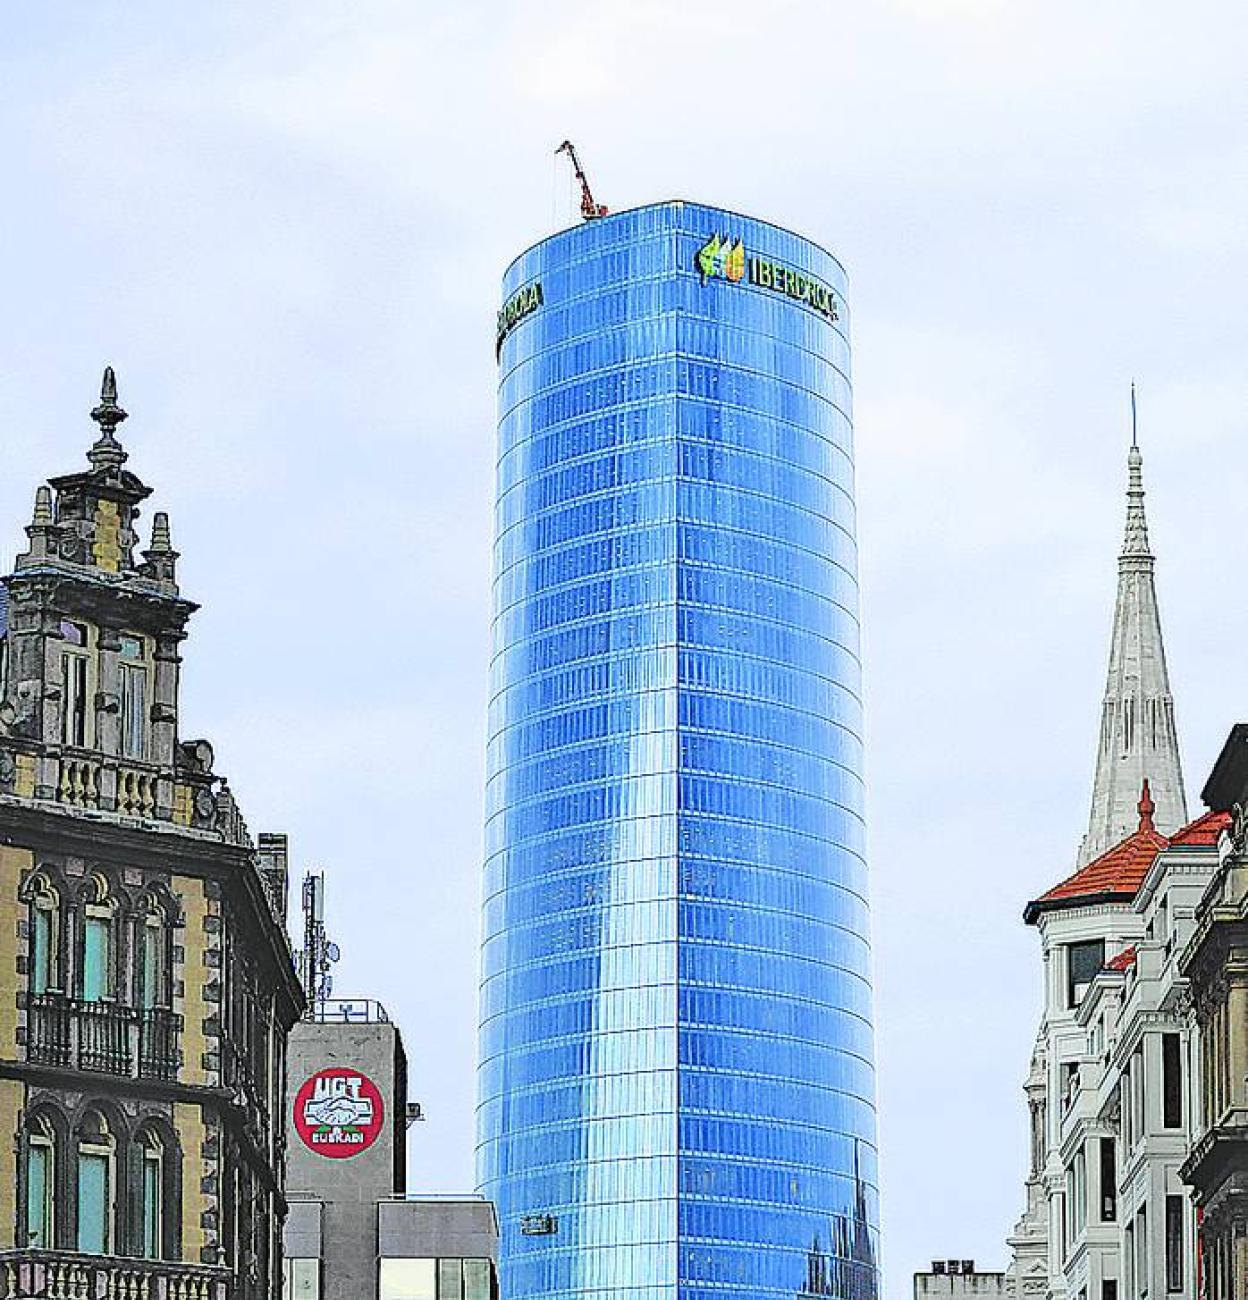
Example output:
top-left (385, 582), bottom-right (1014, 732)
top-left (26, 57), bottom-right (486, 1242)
top-left (697, 234), bottom-right (745, 283)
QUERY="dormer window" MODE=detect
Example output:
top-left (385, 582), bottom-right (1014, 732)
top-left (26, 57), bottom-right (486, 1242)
top-left (119, 634), bottom-right (147, 760)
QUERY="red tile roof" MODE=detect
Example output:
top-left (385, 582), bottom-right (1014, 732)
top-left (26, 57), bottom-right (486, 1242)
top-left (1168, 808), bottom-right (1231, 847)
top-left (1025, 782), bottom-right (1166, 922)
top-left (1105, 945), bottom-right (1138, 972)
top-left (1025, 785), bottom-right (1229, 923)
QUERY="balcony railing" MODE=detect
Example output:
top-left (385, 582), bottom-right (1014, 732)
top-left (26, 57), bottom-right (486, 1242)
top-left (0, 1250), bottom-right (230, 1300)
top-left (28, 995), bottom-right (180, 1081)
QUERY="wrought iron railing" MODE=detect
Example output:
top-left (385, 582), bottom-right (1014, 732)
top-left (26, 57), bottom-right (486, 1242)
top-left (139, 1006), bottom-right (180, 1081)
top-left (77, 999), bottom-right (132, 1074)
top-left (28, 994), bottom-right (180, 1081)
top-left (0, 1250), bottom-right (230, 1299)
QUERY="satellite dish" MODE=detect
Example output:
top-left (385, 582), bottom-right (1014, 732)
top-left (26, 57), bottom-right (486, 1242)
top-left (326, 942), bottom-right (341, 963)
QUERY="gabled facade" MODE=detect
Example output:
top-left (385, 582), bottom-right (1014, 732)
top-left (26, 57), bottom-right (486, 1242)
top-left (0, 371), bottom-right (304, 1299)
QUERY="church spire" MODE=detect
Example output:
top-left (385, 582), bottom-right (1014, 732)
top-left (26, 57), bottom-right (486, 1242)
top-left (1077, 399), bottom-right (1187, 865)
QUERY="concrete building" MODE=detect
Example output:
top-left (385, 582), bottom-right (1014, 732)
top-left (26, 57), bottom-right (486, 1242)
top-left (1004, 434), bottom-right (1214, 1300)
top-left (484, 201), bottom-right (879, 1300)
top-left (0, 370), bottom-right (304, 1298)
top-left (283, 877), bottom-right (498, 1299)
top-left (914, 1259), bottom-right (1008, 1298)
top-left (1179, 727), bottom-right (1248, 1300)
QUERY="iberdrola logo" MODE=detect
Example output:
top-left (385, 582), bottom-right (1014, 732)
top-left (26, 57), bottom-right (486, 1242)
top-left (696, 234), bottom-right (745, 283)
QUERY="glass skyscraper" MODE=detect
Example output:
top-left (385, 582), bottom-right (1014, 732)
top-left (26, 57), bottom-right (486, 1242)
top-left (480, 201), bottom-right (880, 1300)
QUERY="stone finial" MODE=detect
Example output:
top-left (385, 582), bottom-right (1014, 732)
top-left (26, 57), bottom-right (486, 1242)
top-left (149, 511), bottom-right (173, 552)
top-left (142, 510), bottom-right (179, 586)
top-left (1138, 779), bottom-right (1155, 832)
top-left (22, 484), bottom-right (58, 561)
top-left (88, 365), bottom-right (129, 471)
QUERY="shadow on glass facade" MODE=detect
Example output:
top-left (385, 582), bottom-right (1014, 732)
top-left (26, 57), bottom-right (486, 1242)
top-left (479, 201), bottom-right (880, 1300)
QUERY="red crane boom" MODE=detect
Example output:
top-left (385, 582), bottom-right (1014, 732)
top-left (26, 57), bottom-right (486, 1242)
top-left (556, 140), bottom-right (608, 220)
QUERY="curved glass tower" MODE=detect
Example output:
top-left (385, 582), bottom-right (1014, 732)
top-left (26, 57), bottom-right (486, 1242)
top-left (480, 201), bottom-right (879, 1300)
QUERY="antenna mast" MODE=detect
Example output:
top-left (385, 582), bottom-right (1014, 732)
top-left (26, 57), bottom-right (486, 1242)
top-left (555, 140), bottom-right (608, 221)
top-left (297, 872), bottom-right (340, 1019)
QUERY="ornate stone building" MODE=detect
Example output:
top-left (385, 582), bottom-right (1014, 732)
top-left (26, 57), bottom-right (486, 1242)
top-left (1004, 433), bottom-right (1208, 1300)
top-left (1179, 726), bottom-right (1248, 1300)
top-left (0, 371), bottom-right (304, 1298)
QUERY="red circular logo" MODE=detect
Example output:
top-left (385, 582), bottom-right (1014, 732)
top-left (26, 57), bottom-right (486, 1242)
top-left (293, 1067), bottom-right (385, 1159)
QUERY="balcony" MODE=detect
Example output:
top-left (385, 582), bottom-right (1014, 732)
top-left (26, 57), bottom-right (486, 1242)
top-left (27, 995), bottom-right (180, 1081)
top-left (0, 1251), bottom-right (229, 1299)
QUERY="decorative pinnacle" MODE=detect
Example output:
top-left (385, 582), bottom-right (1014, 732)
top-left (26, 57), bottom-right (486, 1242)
top-left (88, 365), bottom-right (129, 471)
top-left (149, 511), bottom-right (173, 553)
top-left (31, 486), bottom-right (53, 527)
top-left (1138, 778), bottom-right (1155, 831)
top-left (1122, 407), bottom-right (1151, 560)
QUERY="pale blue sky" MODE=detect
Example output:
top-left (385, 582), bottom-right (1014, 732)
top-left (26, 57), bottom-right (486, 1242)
top-left (4, 2), bottom-right (1248, 1289)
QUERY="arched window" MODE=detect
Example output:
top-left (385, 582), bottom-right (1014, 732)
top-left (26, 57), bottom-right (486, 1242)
top-left (136, 898), bottom-right (169, 1010)
top-left (137, 1128), bottom-right (164, 1258)
top-left (26, 876), bottom-right (61, 996)
top-left (24, 1113), bottom-right (57, 1248)
top-left (75, 1109), bottom-right (115, 1254)
top-left (79, 876), bottom-right (116, 1004)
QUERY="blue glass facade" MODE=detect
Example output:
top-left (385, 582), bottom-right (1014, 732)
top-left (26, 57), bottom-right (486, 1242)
top-left (480, 202), bottom-right (879, 1300)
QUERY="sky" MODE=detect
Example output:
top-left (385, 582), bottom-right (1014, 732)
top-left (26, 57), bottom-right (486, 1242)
top-left (3, 1), bottom-right (1248, 1290)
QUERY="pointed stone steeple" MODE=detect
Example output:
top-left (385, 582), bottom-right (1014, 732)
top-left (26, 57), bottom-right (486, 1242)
top-left (1077, 408), bottom-right (1187, 866)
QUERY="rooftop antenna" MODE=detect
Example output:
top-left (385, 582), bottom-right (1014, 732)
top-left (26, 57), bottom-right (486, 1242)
top-left (297, 871), bottom-right (340, 1019)
top-left (1130, 380), bottom-right (1138, 448)
top-left (555, 140), bottom-right (608, 221)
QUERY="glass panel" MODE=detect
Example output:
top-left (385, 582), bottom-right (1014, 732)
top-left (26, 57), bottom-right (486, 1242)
top-left (82, 917), bottom-right (110, 1002)
top-left (141, 1152), bottom-right (161, 1257)
top-left (62, 654), bottom-right (88, 747)
top-left (32, 907), bottom-right (52, 996)
top-left (463, 1260), bottom-right (493, 1300)
top-left (288, 1259), bottom-right (321, 1299)
top-left (121, 664), bottom-right (146, 760)
top-left (76, 1151), bottom-right (109, 1254)
top-left (140, 923), bottom-right (163, 1008)
top-left (379, 1259), bottom-right (438, 1300)
top-left (27, 1142), bottom-right (51, 1247)
top-left (119, 635), bottom-right (144, 660)
top-left (437, 1259), bottom-right (464, 1300)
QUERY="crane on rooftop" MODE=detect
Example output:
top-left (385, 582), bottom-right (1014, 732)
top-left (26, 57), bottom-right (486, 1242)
top-left (556, 140), bottom-right (608, 221)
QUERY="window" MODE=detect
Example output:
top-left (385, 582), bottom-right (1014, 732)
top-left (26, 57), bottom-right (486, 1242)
top-left (28, 878), bottom-right (60, 996)
top-left (138, 903), bottom-right (168, 1009)
top-left (1103, 1283), bottom-right (1118, 1300)
top-left (1162, 1034), bottom-right (1183, 1129)
top-left (25, 1115), bottom-right (56, 1248)
top-left (379, 1258), bottom-right (437, 1300)
top-left (285, 1259), bottom-right (321, 1299)
top-left (76, 1111), bottom-right (114, 1255)
top-left (62, 651), bottom-right (88, 747)
top-left (1165, 1196), bottom-right (1183, 1292)
top-left (139, 1130), bottom-right (163, 1258)
top-left (1068, 940), bottom-right (1106, 1007)
top-left (463, 1261), bottom-right (493, 1300)
top-left (119, 635), bottom-right (146, 760)
top-left (1100, 1137), bottom-right (1117, 1221)
top-left (79, 876), bottom-right (115, 1004)
top-left (81, 916), bottom-right (112, 1002)
top-left (1136, 1206), bottom-right (1149, 1296)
